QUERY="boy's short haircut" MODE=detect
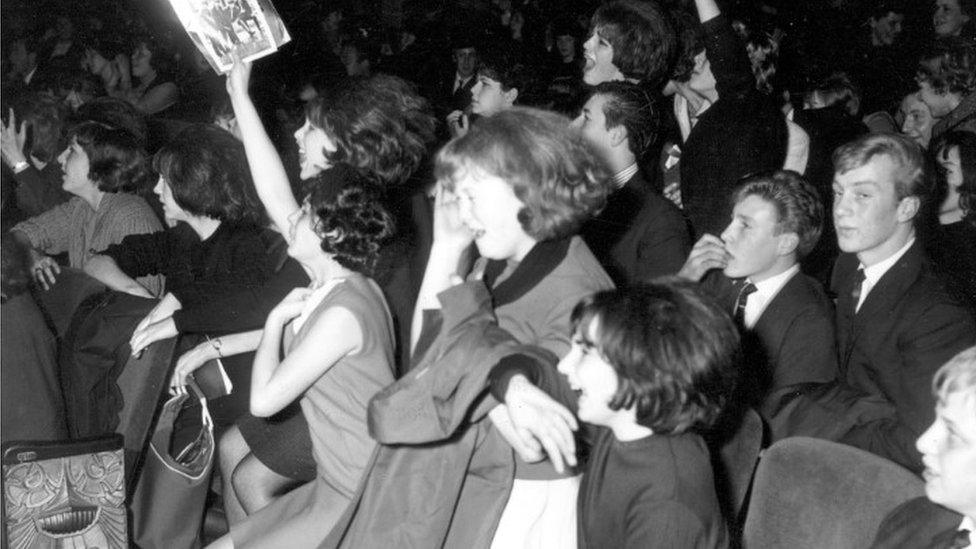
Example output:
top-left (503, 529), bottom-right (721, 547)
top-left (731, 170), bottom-right (824, 259)
top-left (570, 279), bottom-right (739, 434)
top-left (435, 107), bottom-right (610, 241)
top-left (833, 132), bottom-right (931, 204)
top-left (590, 0), bottom-right (677, 86)
top-left (932, 346), bottom-right (976, 406)
top-left (588, 81), bottom-right (659, 157)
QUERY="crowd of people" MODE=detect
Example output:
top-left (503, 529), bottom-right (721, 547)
top-left (1, 0), bottom-right (975, 547)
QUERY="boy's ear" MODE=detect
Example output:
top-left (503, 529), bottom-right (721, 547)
top-left (896, 195), bottom-right (920, 223)
top-left (608, 125), bottom-right (627, 148)
top-left (776, 231), bottom-right (800, 257)
top-left (504, 87), bottom-right (519, 107)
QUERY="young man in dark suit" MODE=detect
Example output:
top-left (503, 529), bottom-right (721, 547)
top-left (870, 347), bottom-right (976, 549)
top-left (573, 81), bottom-right (690, 285)
top-left (678, 170), bottom-right (837, 418)
top-left (823, 133), bottom-right (975, 471)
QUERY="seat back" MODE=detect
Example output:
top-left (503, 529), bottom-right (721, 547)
top-left (116, 336), bottom-right (178, 489)
top-left (715, 408), bottom-right (764, 523)
top-left (742, 437), bottom-right (923, 549)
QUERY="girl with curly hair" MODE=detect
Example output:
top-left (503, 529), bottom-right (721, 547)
top-left (204, 58), bottom-right (422, 547)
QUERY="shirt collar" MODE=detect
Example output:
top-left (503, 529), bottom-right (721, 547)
top-left (613, 163), bottom-right (639, 189)
top-left (860, 237), bottom-right (915, 288)
top-left (749, 264), bottom-right (800, 299)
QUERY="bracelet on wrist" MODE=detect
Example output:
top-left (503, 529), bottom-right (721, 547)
top-left (206, 335), bottom-right (223, 358)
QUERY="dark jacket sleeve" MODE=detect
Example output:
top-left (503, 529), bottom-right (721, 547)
top-left (840, 299), bottom-right (976, 471)
top-left (630, 197), bottom-right (692, 282)
top-left (702, 14), bottom-right (754, 100)
top-left (171, 257), bottom-right (310, 334)
top-left (168, 228), bottom-right (275, 321)
top-left (100, 231), bottom-right (171, 278)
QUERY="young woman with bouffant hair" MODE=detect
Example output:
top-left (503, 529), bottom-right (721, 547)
top-left (417, 106), bottom-right (614, 547)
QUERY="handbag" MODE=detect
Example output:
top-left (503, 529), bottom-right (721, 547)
top-left (2, 434), bottom-right (127, 549)
top-left (130, 381), bottom-right (215, 549)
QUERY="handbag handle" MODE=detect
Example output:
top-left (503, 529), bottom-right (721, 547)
top-left (185, 378), bottom-right (213, 430)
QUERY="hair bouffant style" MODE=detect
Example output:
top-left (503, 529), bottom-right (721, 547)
top-left (305, 165), bottom-right (395, 274)
top-left (591, 81), bottom-right (659, 157)
top-left (67, 121), bottom-right (150, 193)
top-left (478, 42), bottom-right (531, 95)
top-left (435, 107), bottom-right (610, 241)
top-left (592, 0), bottom-right (677, 87)
top-left (153, 124), bottom-right (265, 225)
top-left (305, 74), bottom-right (436, 188)
top-left (732, 170), bottom-right (824, 259)
top-left (571, 279), bottom-right (740, 434)
top-left (917, 37), bottom-right (976, 96)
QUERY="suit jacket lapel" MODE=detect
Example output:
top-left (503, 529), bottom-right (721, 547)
top-left (838, 243), bottom-right (924, 370)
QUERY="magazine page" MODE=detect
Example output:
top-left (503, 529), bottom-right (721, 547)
top-left (167, 0), bottom-right (291, 73)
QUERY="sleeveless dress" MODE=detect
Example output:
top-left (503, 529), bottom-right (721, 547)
top-left (231, 274), bottom-right (395, 548)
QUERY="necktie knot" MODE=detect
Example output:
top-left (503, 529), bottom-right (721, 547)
top-left (734, 282), bottom-right (757, 327)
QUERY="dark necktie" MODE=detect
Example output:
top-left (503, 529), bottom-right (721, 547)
top-left (950, 529), bottom-right (971, 549)
top-left (850, 268), bottom-right (866, 314)
top-left (734, 282), bottom-right (757, 327)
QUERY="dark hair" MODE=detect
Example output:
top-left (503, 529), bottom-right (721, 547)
top-left (132, 32), bottom-right (177, 80)
top-left (934, 131), bottom-right (976, 223)
top-left (1, 233), bottom-right (33, 300)
top-left (14, 95), bottom-right (67, 164)
top-left (306, 74), bottom-right (435, 188)
top-left (590, 81), bottom-right (658, 156)
top-left (590, 0), bottom-right (677, 87)
top-left (732, 170), bottom-right (824, 259)
top-left (82, 32), bottom-right (127, 62)
top-left (807, 72), bottom-right (861, 116)
top-left (72, 97), bottom-right (148, 148)
top-left (152, 125), bottom-right (265, 225)
top-left (436, 107), bottom-right (610, 241)
top-left (917, 37), bottom-right (976, 96)
top-left (67, 121), bottom-right (149, 193)
top-left (668, 5), bottom-right (705, 83)
top-left (306, 166), bottom-right (395, 273)
top-left (833, 132), bottom-right (931, 204)
top-left (478, 43), bottom-right (531, 95)
top-left (570, 280), bottom-right (739, 434)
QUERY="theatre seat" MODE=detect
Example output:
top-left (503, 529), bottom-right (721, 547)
top-left (742, 437), bottom-right (923, 549)
top-left (715, 408), bottom-right (764, 525)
